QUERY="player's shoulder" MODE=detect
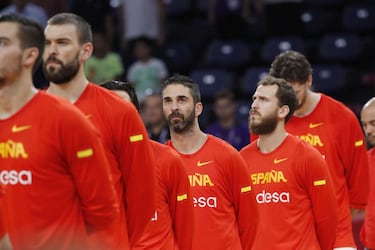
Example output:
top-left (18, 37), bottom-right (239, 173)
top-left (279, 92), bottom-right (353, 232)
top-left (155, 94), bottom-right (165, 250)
top-left (207, 134), bottom-right (241, 157)
top-left (153, 140), bottom-right (182, 161)
top-left (321, 94), bottom-right (357, 119)
top-left (38, 91), bottom-right (81, 114)
top-left (88, 83), bottom-right (138, 111)
top-left (288, 134), bottom-right (324, 160)
top-left (239, 140), bottom-right (257, 154)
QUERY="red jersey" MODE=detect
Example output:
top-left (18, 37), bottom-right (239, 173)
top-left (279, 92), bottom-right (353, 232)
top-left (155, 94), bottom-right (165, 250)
top-left (167, 135), bottom-right (258, 250)
top-left (361, 147), bottom-right (375, 248)
top-left (285, 94), bottom-right (369, 247)
top-left (135, 140), bottom-right (193, 250)
top-left (240, 135), bottom-right (337, 249)
top-left (73, 83), bottom-right (156, 248)
top-left (0, 91), bottom-right (118, 249)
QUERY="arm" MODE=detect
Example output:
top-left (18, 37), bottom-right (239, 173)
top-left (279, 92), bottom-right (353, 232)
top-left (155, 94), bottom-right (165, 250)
top-left (207, 0), bottom-right (217, 23)
top-left (115, 103), bottom-right (157, 247)
top-left (166, 149), bottom-right (193, 250)
top-left (0, 234), bottom-right (11, 250)
top-left (0, 202), bottom-right (11, 250)
top-left (61, 108), bottom-right (119, 233)
top-left (156, 0), bottom-right (167, 46)
top-left (242, 0), bottom-right (250, 21)
top-left (339, 112), bottom-right (369, 209)
top-left (362, 152), bottom-right (375, 248)
top-left (119, 1), bottom-right (127, 50)
top-left (228, 151), bottom-right (259, 249)
top-left (305, 150), bottom-right (338, 250)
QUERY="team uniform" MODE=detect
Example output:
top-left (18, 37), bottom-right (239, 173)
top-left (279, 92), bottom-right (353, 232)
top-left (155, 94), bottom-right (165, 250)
top-left (135, 140), bottom-right (193, 250)
top-left (361, 147), bottom-right (375, 248)
top-left (284, 94), bottom-right (369, 247)
top-left (71, 82), bottom-right (157, 248)
top-left (166, 135), bottom-right (258, 250)
top-left (0, 91), bottom-right (118, 249)
top-left (240, 134), bottom-right (337, 249)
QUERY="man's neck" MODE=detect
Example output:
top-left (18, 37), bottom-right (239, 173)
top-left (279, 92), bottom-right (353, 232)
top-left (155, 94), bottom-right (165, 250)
top-left (170, 124), bottom-right (207, 155)
top-left (0, 77), bottom-right (37, 119)
top-left (257, 125), bottom-right (288, 154)
top-left (47, 74), bottom-right (89, 104)
top-left (294, 91), bottom-right (321, 117)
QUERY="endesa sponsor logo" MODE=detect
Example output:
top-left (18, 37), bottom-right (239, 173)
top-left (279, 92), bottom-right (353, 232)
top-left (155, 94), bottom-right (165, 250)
top-left (0, 170), bottom-right (32, 185)
top-left (193, 196), bottom-right (217, 208)
top-left (256, 190), bottom-right (290, 204)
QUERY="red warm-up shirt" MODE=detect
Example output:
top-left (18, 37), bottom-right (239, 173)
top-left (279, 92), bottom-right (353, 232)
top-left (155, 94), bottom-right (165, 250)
top-left (240, 134), bottom-right (338, 250)
top-left (286, 94), bottom-right (369, 247)
top-left (0, 91), bottom-right (119, 249)
top-left (167, 135), bottom-right (259, 250)
top-left (361, 147), bottom-right (375, 248)
top-left (73, 83), bottom-right (157, 248)
top-left (250, 94), bottom-right (369, 247)
top-left (135, 140), bottom-right (193, 250)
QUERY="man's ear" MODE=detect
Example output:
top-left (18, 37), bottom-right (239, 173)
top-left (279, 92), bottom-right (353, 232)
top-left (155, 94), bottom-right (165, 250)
top-left (196, 102), bottom-right (203, 117)
top-left (279, 105), bottom-right (290, 119)
top-left (23, 47), bottom-right (39, 69)
top-left (306, 74), bottom-right (313, 88)
top-left (80, 42), bottom-right (93, 62)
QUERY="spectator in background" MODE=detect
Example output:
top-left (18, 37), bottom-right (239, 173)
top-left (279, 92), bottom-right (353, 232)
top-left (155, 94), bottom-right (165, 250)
top-left (127, 36), bottom-right (168, 101)
top-left (360, 97), bottom-right (375, 250)
top-left (266, 50), bottom-right (369, 249)
top-left (141, 93), bottom-right (170, 144)
top-left (0, 0), bottom-right (48, 27)
top-left (119, 0), bottom-right (166, 49)
top-left (85, 32), bottom-right (124, 84)
top-left (254, 0), bottom-right (303, 35)
top-left (70, 0), bottom-right (114, 47)
top-left (29, 0), bottom-right (68, 17)
top-left (206, 90), bottom-right (249, 150)
top-left (207, 0), bottom-right (250, 39)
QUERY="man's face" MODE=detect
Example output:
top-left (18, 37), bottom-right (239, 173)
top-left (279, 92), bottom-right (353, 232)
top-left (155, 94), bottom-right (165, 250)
top-left (214, 97), bottom-right (236, 122)
top-left (361, 104), bottom-right (375, 147)
top-left (0, 22), bottom-right (23, 87)
top-left (143, 95), bottom-right (164, 125)
top-left (43, 24), bottom-right (82, 84)
top-left (162, 84), bottom-right (197, 133)
top-left (249, 84), bottom-right (280, 135)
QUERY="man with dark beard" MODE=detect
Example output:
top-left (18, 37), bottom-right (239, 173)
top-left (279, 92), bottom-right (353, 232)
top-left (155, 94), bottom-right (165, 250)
top-left (42, 13), bottom-right (157, 249)
top-left (240, 75), bottom-right (337, 250)
top-left (161, 73), bottom-right (259, 250)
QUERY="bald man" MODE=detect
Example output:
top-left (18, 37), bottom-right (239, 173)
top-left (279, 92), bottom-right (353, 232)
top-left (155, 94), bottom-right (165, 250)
top-left (360, 97), bottom-right (375, 250)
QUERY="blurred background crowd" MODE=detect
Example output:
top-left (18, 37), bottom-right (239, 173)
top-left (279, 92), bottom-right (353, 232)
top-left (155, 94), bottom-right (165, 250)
top-left (1, 0), bottom-right (374, 133)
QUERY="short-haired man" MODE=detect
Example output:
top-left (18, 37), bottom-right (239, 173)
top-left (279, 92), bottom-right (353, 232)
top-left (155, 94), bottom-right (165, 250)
top-left (162, 73), bottom-right (259, 249)
top-left (241, 75), bottom-right (337, 249)
top-left (266, 50), bottom-right (369, 249)
top-left (100, 80), bottom-right (194, 250)
top-left (43, 13), bottom-right (157, 249)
